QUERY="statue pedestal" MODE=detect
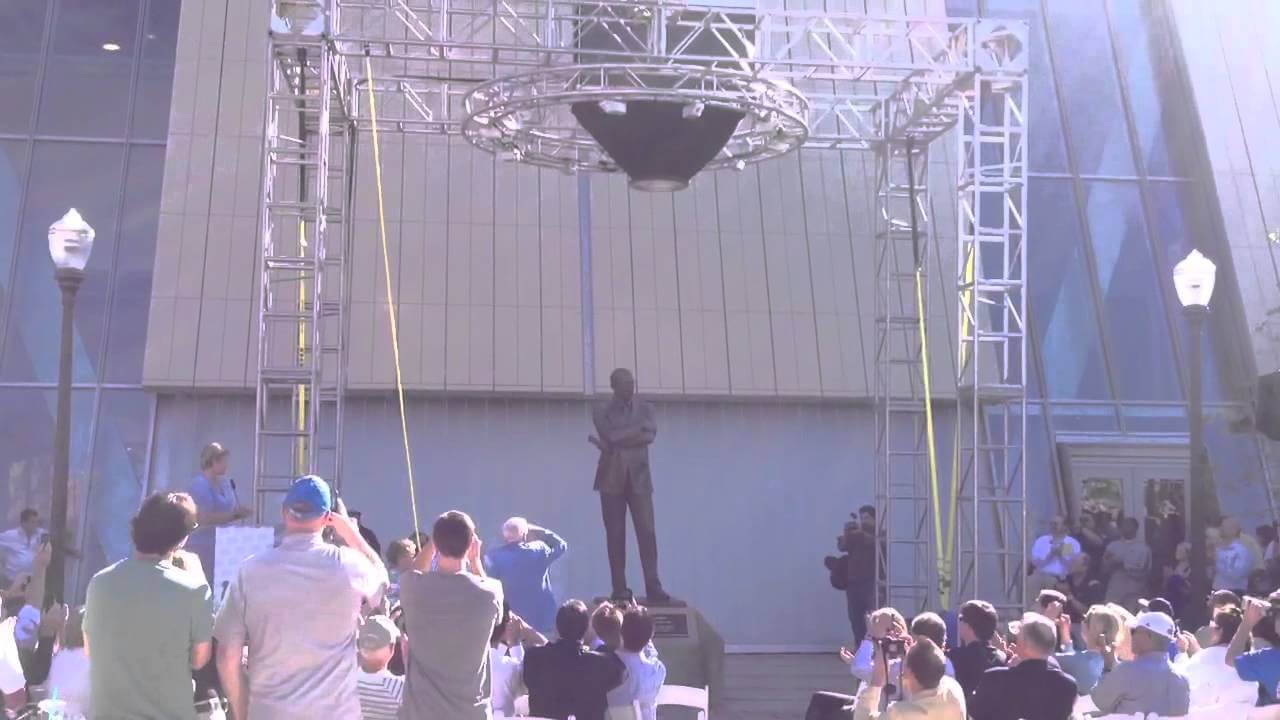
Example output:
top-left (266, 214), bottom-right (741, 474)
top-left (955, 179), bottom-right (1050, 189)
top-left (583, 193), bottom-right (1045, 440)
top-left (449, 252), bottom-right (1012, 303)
top-left (653, 603), bottom-right (724, 706)
top-left (596, 597), bottom-right (724, 706)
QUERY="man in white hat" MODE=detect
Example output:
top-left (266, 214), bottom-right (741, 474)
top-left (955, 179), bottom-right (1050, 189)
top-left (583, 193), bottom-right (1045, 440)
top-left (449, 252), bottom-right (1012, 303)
top-left (1091, 611), bottom-right (1190, 717)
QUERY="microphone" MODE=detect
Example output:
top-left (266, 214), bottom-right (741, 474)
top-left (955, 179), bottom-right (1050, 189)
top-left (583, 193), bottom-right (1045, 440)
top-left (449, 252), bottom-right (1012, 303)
top-left (228, 478), bottom-right (244, 523)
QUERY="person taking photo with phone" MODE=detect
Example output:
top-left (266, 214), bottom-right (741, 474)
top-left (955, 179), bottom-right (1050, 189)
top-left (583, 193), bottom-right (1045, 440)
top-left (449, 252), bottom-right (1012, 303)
top-left (1227, 591), bottom-right (1280, 706)
top-left (970, 612), bottom-right (1077, 720)
top-left (214, 475), bottom-right (387, 720)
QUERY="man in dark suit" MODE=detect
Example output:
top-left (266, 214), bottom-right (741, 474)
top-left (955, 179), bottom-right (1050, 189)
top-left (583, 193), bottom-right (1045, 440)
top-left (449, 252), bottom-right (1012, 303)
top-left (948, 600), bottom-right (1008, 700)
top-left (969, 612), bottom-right (1077, 720)
top-left (590, 368), bottom-right (669, 603)
top-left (524, 600), bottom-right (624, 720)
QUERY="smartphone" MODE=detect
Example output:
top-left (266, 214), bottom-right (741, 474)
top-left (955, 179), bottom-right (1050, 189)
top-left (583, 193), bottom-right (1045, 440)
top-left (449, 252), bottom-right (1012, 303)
top-left (39, 532), bottom-right (49, 545)
top-left (1006, 620), bottom-right (1023, 645)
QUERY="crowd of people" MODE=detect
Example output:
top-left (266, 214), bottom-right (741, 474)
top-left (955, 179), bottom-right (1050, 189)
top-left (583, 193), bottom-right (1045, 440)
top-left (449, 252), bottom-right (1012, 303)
top-left (0, 442), bottom-right (669, 720)
top-left (813, 508), bottom-right (1280, 719)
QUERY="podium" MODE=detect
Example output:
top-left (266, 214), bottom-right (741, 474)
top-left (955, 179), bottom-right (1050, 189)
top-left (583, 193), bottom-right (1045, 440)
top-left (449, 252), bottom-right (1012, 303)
top-left (595, 597), bottom-right (724, 706)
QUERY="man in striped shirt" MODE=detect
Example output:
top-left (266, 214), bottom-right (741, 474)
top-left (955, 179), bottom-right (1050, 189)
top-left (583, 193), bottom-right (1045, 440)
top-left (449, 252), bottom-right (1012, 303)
top-left (357, 615), bottom-right (404, 720)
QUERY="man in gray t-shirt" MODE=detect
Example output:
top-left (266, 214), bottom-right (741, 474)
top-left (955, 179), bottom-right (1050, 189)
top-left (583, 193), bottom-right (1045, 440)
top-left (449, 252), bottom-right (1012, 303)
top-left (214, 476), bottom-right (388, 720)
top-left (400, 511), bottom-right (503, 720)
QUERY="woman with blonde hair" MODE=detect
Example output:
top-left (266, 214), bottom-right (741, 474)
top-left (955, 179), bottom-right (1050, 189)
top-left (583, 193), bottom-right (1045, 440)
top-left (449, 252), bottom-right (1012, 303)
top-left (1054, 604), bottom-right (1123, 695)
top-left (1104, 602), bottom-right (1137, 662)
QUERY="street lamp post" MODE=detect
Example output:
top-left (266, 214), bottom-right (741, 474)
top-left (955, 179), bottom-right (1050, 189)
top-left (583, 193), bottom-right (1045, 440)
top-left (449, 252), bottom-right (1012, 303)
top-left (47, 208), bottom-right (95, 603)
top-left (1174, 249), bottom-right (1216, 629)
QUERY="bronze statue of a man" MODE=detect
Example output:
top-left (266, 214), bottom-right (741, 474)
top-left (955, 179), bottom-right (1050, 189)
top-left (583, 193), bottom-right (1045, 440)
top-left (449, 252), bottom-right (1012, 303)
top-left (589, 368), bottom-right (669, 603)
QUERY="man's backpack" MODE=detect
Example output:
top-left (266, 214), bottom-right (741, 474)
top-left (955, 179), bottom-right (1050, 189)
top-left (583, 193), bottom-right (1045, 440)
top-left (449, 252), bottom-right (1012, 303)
top-left (824, 554), bottom-right (849, 591)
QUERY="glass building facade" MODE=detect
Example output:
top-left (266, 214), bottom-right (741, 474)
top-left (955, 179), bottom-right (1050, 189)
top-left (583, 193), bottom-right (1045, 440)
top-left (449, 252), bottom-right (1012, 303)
top-left (949, 0), bottom-right (1272, 526)
top-left (0, 0), bottom-right (179, 595)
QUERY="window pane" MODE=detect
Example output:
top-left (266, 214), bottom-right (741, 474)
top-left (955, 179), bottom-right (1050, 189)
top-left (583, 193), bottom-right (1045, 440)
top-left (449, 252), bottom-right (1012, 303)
top-left (78, 390), bottom-right (150, 590)
top-left (1044, 0), bottom-right (1136, 175)
top-left (37, 0), bottom-right (141, 138)
top-left (1107, 0), bottom-right (1200, 178)
top-left (1027, 178), bottom-right (1111, 400)
top-left (130, 0), bottom-right (179, 140)
top-left (1205, 417), bottom-right (1270, 532)
top-left (0, 1), bottom-right (48, 133)
top-left (0, 141), bottom-right (31, 339)
top-left (1082, 180), bottom-right (1181, 401)
top-left (0, 388), bottom-right (94, 534)
top-left (0, 142), bottom-right (125, 383)
top-left (1121, 405), bottom-right (1187, 433)
top-left (1048, 403), bottom-right (1121, 432)
top-left (1146, 181), bottom-right (1226, 401)
top-left (104, 145), bottom-right (163, 383)
top-left (982, 0), bottom-right (1070, 172)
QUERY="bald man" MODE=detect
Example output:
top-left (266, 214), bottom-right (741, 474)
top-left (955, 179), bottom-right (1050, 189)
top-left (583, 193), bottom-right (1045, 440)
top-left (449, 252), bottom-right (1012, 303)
top-left (590, 368), bottom-right (669, 603)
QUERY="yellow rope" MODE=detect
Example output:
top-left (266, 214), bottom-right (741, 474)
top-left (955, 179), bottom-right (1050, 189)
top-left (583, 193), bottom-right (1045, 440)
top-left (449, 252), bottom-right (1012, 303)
top-left (296, 220), bottom-right (309, 477)
top-left (915, 267), bottom-right (947, 604)
top-left (942, 245), bottom-right (975, 601)
top-left (364, 55), bottom-right (422, 542)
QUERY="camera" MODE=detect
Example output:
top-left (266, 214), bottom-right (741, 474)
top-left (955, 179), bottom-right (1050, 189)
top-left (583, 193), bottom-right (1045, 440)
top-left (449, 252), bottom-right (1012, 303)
top-left (879, 637), bottom-right (906, 660)
top-left (1267, 602), bottom-right (1280, 622)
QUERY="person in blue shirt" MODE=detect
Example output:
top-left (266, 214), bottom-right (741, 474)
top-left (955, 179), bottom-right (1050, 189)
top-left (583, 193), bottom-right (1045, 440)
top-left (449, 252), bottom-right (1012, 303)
top-left (186, 442), bottom-right (251, 586)
top-left (485, 518), bottom-right (568, 634)
top-left (609, 606), bottom-right (667, 720)
top-left (1054, 605), bottom-right (1121, 695)
top-left (1228, 591), bottom-right (1280, 705)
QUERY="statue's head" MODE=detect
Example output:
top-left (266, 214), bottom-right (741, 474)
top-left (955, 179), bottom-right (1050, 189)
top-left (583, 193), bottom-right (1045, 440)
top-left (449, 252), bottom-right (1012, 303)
top-left (610, 368), bottom-right (635, 401)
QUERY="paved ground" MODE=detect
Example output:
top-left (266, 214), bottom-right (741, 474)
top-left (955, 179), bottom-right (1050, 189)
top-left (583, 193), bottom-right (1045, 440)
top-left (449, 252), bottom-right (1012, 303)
top-left (712, 653), bottom-right (850, 720)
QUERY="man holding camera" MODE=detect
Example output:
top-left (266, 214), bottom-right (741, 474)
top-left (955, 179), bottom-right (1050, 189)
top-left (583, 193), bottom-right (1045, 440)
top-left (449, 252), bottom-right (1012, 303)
top-left (851, 633), bottom-right (965, 720)
top-left (839, 506), bottom-right (880, 646)
top-left (1227, 591), bottom-right (1280, 706)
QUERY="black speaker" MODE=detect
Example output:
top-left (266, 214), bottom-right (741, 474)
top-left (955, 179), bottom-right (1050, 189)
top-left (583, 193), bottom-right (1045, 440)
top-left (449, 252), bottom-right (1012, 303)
top-left (1257, 370), bottom-right (1280, 441)
top-left (571, 100), bottom-right (744, 191)
top-left (571, 7), bottom-right (756, 190)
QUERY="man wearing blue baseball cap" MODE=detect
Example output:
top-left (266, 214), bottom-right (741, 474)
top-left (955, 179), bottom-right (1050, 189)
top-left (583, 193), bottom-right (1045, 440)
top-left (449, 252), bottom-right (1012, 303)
top-left (214, 475), bottom-right (388, 720)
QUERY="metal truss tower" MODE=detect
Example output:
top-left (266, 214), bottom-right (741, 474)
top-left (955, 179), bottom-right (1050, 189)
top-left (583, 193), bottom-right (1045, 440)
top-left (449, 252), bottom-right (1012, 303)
top-left (873, 135), bottom-right (935, 616)
top-left (254, 7), bottom-right (355, 519)
top-left (258, 0), bottom-right (1029, 608)
top-left (953, 22), bottom-right (1030, 614)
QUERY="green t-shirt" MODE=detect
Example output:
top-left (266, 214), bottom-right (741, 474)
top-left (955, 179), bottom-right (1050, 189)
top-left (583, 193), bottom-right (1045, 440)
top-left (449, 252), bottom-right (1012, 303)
top-left (83, 557), bottom-right (214, 720)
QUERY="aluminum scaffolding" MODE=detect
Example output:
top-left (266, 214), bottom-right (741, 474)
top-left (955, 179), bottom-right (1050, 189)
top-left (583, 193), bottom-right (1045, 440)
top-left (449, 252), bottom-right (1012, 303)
top-left (873, 136), bottom-right (935, 616)
top-left (953, 22), bottom-right (1030, 613)
top-left (258, 0), bottom-right (1028, 609)
top-left (255, 10), bottom-right (356, 518)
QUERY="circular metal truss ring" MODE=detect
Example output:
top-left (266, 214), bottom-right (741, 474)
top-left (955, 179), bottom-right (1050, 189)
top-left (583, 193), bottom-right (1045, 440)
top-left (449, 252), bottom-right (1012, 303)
top-left (462, 63), bottom-right (810, 174)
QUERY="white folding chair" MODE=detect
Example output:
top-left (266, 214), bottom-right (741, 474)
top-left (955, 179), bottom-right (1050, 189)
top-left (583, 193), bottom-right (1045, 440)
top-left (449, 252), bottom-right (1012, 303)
top-left (655, 684), bottom-right (709, 720)
top-left (1072, 693), bottom-right (1098, 718)
top-left (606, 701), bottom-right (644, 720)
top-left (1180, 703), bottom-right (1256, 720)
